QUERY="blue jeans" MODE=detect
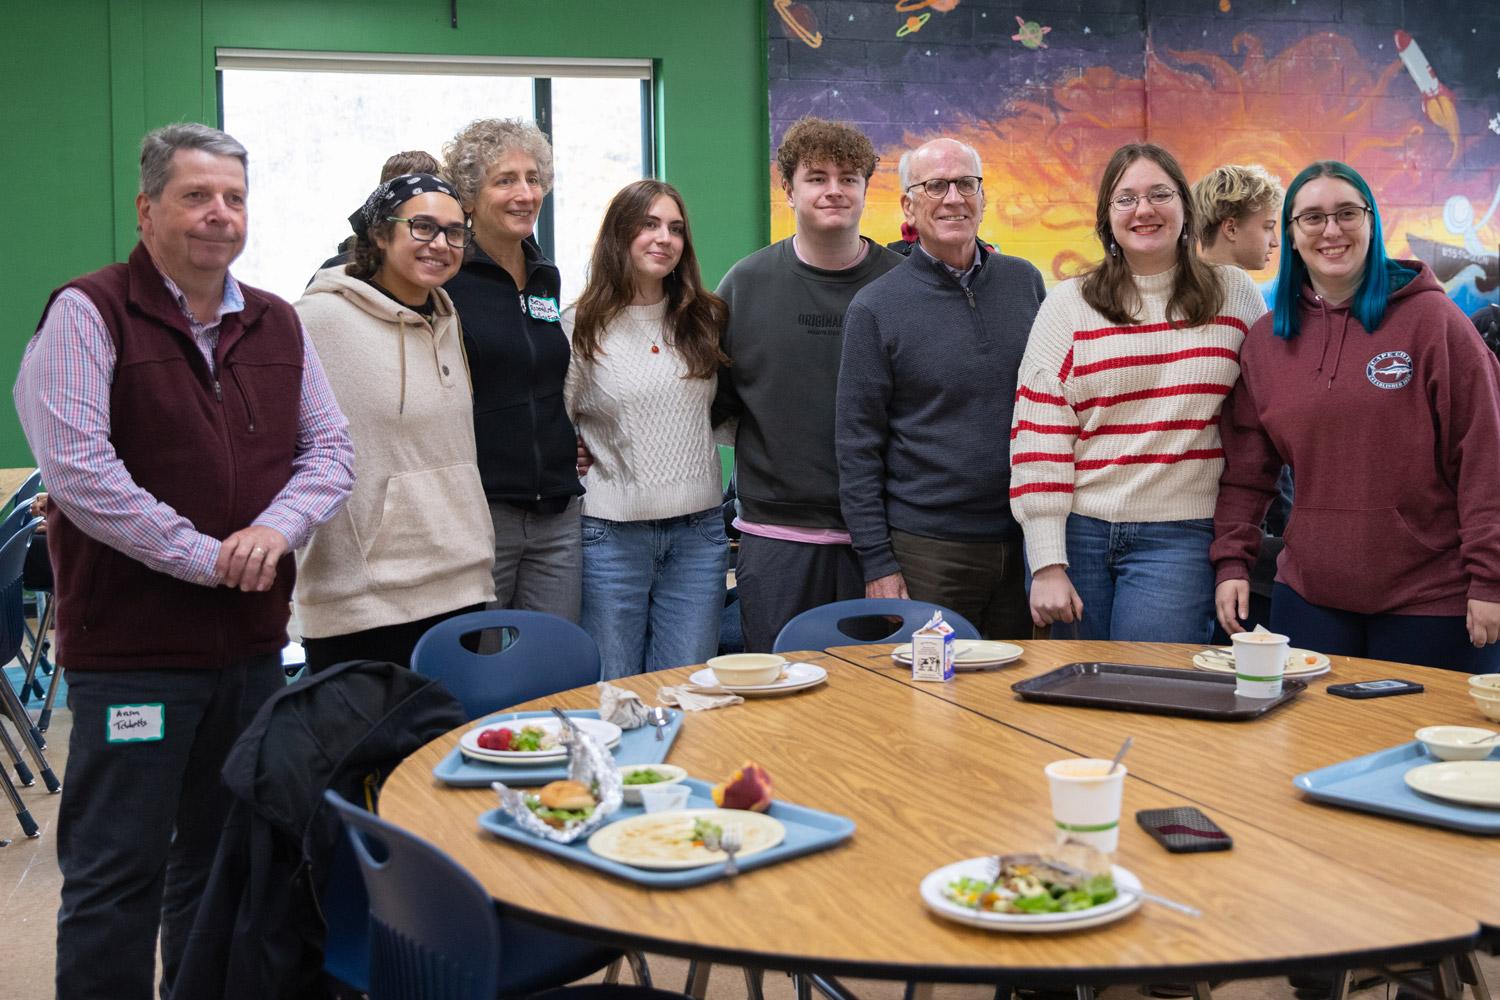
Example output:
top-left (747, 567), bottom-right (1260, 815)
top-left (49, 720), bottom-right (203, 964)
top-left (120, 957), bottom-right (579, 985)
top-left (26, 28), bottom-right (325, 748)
top-left (1048, 514), bottom-right (1215, 643)
top-left (1271, 582), bottom-right (1500, 674)
top-left (581, 509), bottom-right (728, 680)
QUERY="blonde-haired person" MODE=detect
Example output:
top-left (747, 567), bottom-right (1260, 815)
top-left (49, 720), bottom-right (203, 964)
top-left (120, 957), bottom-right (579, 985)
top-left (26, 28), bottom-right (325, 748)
top-left (1009, 143), bottom-right (1267, 642)
top-left (443, 118), bottom-right (586, 621)
top-left (1192, 163), bottom-right (1284, 272)
top-left (564, 180), bottom-right (730, 678)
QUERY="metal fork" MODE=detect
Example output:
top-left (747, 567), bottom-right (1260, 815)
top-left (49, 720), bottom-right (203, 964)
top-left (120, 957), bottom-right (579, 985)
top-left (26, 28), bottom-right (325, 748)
top-left (720, 826), bottom-right (743, 876)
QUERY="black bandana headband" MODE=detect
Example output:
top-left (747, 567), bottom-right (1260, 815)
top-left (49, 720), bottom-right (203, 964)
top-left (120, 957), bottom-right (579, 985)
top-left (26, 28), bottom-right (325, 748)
top-left (348, 172), bottom-right (461, 238)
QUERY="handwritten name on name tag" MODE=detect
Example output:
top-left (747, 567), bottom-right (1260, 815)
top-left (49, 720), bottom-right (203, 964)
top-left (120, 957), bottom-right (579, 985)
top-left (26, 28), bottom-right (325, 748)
top-left (107, 704), bottom-right (165, 743)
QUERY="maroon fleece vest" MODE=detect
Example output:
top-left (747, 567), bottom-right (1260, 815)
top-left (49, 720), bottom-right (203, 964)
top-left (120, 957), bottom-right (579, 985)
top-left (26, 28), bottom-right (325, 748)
top-left (38, 243), bottom-right (303, 670)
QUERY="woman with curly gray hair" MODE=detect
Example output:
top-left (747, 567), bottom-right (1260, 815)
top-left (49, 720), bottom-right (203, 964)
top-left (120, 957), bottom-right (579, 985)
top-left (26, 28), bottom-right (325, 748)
top-left (443, 118), bottom-right (586, 621)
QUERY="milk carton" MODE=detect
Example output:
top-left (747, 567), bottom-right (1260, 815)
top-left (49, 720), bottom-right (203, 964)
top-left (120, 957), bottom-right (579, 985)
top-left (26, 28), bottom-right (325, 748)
top-left (910, 610), bottom-right (955, 682)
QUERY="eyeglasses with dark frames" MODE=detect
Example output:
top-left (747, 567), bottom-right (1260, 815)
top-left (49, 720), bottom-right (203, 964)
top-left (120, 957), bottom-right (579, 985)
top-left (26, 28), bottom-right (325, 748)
top-left (386, 216), bottom-right (472, 248)
top-left (1110, 189), bottom-right (1178, 212)
top-left (905, 175), bottom-right (983, 199)
top-left (1289, 205), bottom-right (1371, 235)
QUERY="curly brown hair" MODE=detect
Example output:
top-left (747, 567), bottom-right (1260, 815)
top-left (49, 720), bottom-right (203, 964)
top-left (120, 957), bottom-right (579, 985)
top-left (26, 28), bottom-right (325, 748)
top-left (775, 116), bottom-right (878, 186)
top-left (344, 218), bottom-right (395, 280)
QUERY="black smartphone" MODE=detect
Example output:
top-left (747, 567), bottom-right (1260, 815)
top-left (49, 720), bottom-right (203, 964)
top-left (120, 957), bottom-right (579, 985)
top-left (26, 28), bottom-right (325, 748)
top-left (1327, 679), bottom-right (1425, 699)
top-left (1135, 807), bottom-right (1233, 853)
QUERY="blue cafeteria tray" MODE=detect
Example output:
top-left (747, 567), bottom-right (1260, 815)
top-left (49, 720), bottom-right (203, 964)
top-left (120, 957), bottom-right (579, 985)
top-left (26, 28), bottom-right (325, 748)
top-left (1293, 741), bottom-right (1500, 835)
top-left (477, 778), bottom-right (857, 887)
top-left (433, 709), bottom-right (683, 787)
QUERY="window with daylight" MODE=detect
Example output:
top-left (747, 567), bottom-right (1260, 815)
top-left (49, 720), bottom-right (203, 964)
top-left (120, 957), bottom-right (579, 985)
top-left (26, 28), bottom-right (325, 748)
top-left (218, 49), bottom-right (652, 303)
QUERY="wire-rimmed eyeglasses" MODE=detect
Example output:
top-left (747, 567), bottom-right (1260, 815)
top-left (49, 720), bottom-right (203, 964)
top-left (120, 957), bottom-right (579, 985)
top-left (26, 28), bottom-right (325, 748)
top-left (387, 216), bottom-right (472, 248)
top-left (905, 175), bottom-right (982, 199)
top-left (1289, 206), bottom-right (1371, 235)
top-left (1110, 189), bottom-right (1178, 212)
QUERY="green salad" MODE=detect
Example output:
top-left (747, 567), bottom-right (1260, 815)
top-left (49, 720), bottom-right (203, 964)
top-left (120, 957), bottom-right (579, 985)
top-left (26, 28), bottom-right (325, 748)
top-left (944, 856), bottom-right (1117, 914)
top-left (688, 817), bottom-right (723, 846)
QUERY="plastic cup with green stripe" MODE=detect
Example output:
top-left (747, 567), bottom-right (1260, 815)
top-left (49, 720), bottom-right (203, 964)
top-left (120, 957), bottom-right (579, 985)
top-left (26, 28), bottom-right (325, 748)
top-left (1044, 758), bottom-right (1126, 854)
top-left (1230, 629), bottom-right (1290, 699)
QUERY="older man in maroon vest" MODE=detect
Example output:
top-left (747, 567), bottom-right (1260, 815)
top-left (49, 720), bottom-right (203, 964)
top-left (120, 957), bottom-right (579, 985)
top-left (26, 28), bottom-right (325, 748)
top-left (14, 123), bottom-right (354, 1000)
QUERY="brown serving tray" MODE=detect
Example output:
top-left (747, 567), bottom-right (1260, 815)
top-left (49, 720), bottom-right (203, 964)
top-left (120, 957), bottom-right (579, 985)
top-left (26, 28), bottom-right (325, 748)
top-left (1011, 661), bottom-right (1306, 720)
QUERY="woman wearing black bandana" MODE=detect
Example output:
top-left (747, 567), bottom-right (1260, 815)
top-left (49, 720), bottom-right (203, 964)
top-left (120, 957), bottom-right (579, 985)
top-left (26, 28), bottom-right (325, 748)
top-left (291, 173), bottom-right (495, 671)
top-left (442, 118), bottom-right (586, 623)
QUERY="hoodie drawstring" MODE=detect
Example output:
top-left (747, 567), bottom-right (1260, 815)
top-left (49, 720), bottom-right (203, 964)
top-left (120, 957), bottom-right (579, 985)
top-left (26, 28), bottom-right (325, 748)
top-left (1327, 311), bottom-right (1351, 389)
top-left (397, 315), bottom-right (408, 415)
top-left (1311, 296), bottom-right (1354, 389)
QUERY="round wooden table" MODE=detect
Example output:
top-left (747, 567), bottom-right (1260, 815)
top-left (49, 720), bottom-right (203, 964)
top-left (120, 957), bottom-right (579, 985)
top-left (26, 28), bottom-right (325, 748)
top-left (379, 642), bottom-right (1484, 988)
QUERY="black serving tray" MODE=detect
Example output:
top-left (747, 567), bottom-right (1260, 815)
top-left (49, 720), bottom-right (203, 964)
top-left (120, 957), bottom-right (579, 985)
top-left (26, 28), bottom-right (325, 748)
top-left (1011, 662), bottom-right (1305, 720)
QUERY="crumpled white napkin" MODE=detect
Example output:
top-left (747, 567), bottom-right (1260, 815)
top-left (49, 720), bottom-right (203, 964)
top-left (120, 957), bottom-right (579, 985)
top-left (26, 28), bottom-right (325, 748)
top-left (656, 683), bottom-right (743, 711)
top-left (597, 681), bottom-right (649, 729)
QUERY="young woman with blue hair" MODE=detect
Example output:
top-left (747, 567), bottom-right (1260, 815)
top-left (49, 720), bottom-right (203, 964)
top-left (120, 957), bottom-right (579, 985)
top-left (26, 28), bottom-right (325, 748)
top-left (1211, 160), bottom-right (1500, 672)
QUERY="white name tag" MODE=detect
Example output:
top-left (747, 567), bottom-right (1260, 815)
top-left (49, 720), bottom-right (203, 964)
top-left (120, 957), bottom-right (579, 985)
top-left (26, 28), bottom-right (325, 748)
top-left (107, 703), bottom-right (165, 743)
top-left (527, 295), bottom-right (560, 322)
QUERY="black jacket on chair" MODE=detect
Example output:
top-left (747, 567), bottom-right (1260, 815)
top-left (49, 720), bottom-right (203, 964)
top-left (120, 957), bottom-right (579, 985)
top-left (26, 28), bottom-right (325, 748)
top-left (175, 659), bottom-right (467, 999)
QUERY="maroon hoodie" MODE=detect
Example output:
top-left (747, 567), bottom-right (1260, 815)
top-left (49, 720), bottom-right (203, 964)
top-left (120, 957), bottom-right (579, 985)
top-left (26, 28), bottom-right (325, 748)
top-left (1212, 260), bottom-right (1500, 616)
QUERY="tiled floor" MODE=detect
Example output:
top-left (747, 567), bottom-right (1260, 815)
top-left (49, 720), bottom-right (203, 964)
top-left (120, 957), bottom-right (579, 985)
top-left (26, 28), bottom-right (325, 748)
top-left (1, 678), bottom-right (1492, 1000)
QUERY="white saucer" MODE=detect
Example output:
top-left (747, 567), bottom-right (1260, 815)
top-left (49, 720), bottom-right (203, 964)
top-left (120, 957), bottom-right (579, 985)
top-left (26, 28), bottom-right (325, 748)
top-left (687, 662), bottom-right (827, 696)
top-left (891, 640), bottom-right (1024, 671)
top-left (1404, 760), bottom-right (1500, 808)
top-left (459, 716), bottom-right (622, 764)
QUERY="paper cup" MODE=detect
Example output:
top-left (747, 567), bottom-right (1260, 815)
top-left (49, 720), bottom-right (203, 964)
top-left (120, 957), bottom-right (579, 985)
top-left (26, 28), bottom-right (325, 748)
top-left (1231, 630), bottom-right (1290, 698)
top-left (638, 783), bottom-right (691, 813)
top-left (1045, 758), bottom-right (1126, 854)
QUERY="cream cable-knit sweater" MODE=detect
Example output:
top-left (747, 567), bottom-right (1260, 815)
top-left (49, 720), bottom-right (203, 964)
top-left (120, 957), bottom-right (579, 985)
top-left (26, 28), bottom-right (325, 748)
top-left (563, 300), bottom-right (722, 522)
top-left (1009, 264), bottom-right (1267, 571)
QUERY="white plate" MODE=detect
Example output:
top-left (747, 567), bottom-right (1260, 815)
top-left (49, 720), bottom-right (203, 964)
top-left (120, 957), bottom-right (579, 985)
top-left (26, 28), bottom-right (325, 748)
top-left (587, 808), bottom-right (786, 869)
top-left (1403, 761), bottom-right (1500, 808)
top-left (1191, 647), bottom-right (1331, 679)
top-left (891, 640), bottom-right (1025, 671)
top-left (687, 662), bottom-right (827, 695)
top-left (920, 857), bottom-right (1143, 932)
top-left (459, 716), bottom-right (622, 764)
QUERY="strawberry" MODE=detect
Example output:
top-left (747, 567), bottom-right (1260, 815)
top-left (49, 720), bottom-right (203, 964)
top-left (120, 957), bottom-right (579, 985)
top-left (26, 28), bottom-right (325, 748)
top-left (478, 727), bottom-right (515, 751)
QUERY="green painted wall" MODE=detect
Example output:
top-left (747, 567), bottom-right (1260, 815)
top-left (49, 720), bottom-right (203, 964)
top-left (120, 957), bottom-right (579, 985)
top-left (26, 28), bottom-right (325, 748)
top-left (0, 0), bottom-right (768, 466)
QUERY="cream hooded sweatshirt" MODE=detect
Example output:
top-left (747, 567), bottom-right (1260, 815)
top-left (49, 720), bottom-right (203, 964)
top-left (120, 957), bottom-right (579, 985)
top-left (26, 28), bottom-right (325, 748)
top-left (292, 267), bottom-right (494, 638)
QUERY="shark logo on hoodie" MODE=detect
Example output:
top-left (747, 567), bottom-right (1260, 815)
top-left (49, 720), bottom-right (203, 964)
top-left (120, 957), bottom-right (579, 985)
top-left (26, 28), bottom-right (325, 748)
top-left (1366, 351), bottom-right (1413, 390)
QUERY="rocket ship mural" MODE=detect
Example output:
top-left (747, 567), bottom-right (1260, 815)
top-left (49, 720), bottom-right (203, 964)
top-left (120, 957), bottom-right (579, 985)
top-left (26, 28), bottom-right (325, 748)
top-left (1394, 30), bottom-right (1461, 165)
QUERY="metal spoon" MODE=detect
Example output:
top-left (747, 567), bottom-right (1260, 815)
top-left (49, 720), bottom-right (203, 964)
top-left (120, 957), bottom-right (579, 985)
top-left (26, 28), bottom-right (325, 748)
top-left (646, 706), bottom-right (670, 742)
top-left (1463, 731), bottom-right (1500, 745)
top-left (550, 707), bottom-right (580, 740)
top-left (1107, 735), bottom-right (1133, 774)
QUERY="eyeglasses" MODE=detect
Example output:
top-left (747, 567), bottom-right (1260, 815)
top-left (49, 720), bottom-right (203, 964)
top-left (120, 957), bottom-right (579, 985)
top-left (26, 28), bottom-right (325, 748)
top-left (1289, 206), bottom-right (1370, 235)
top-left (905, 175), bottom-right (982, 199)
top-left (386, 216), bottom-right (472, 248)
top-left (1110, 189), bottom-right (1178, 212)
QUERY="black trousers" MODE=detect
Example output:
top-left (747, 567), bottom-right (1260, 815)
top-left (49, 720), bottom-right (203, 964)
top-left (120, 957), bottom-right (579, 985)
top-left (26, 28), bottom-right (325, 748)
top-left (301, 603), bottom-right (486, 674)
top-left (735, 534), bottom-right (865, 653)
top-left (56, 655), bottom-right (282, 1000)
top-left (890, 529), bottom-right (1030, 641)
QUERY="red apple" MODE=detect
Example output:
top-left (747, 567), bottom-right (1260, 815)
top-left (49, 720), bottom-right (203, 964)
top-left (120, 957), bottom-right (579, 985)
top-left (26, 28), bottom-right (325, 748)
top-left (712, 762), bottom-right (773, 812)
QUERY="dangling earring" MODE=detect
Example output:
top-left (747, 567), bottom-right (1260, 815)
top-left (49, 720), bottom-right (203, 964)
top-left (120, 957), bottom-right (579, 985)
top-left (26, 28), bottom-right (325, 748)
top-left (1108, 238), bottom-right (1120, 258)
top-left (1180, 229), bottom-right (1189, 244)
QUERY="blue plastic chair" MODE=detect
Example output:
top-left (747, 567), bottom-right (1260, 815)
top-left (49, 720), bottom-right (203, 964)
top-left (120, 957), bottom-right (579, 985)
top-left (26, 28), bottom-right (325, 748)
top-left (772, 598), bottom-right (981, 653)
top-left (411, 610), bottom-right (602, 720)
top-left (0, 469), bottom-right (41, 518)
top-left (324, 790), bottom-right (672, 1000)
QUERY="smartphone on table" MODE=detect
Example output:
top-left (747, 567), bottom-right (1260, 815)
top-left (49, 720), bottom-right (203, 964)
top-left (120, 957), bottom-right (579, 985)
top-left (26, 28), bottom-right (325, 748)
top-left (1136, 807), bottom-right (1233, 853)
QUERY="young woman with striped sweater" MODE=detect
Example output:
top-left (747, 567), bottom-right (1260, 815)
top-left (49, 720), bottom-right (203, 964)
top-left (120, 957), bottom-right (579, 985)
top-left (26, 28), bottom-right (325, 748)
top-left (1009, 144), bottom-right (1267, 642)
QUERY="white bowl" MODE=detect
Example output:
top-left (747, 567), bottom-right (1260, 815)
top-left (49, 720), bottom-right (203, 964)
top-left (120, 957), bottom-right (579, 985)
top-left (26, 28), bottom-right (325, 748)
top-left (1470, 689), bottom-right (1500, 723)
top-left (1468, 674), bottom-right (1500, 694)
top-left (1416, 725), bottom-right (1500, 762)
top-left (618, 763), bottom-right (688, 805)
top-left (706, 653), bottom-right (786, 687)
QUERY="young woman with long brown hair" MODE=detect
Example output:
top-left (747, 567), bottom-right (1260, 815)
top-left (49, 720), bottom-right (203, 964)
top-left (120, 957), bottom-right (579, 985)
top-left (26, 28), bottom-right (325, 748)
top-left (563, 179), bottom-right (730, 678)
top-left (1009, 143), bottom-right (1268, 642)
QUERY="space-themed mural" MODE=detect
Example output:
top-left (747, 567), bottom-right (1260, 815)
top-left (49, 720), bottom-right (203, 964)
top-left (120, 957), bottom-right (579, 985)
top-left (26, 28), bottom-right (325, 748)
top-left (768, 0), bottom-right (1500, 311)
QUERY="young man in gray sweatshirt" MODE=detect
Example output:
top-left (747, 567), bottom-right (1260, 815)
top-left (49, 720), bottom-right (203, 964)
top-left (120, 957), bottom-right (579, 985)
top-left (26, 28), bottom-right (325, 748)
top-left (836, 137), bottom-right (1045, 639)
top-left (712, 117), bottom-right (902, 652)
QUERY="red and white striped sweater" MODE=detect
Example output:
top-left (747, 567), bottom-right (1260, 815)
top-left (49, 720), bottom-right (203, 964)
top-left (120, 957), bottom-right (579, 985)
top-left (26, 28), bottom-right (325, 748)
top-left (1009, 265), bottom-right (1267, 571)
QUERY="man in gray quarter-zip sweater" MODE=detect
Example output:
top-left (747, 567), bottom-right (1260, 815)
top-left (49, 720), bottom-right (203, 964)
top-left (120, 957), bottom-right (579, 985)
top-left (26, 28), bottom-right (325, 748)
top-left (836, 137), bottom-right (1045, 640)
